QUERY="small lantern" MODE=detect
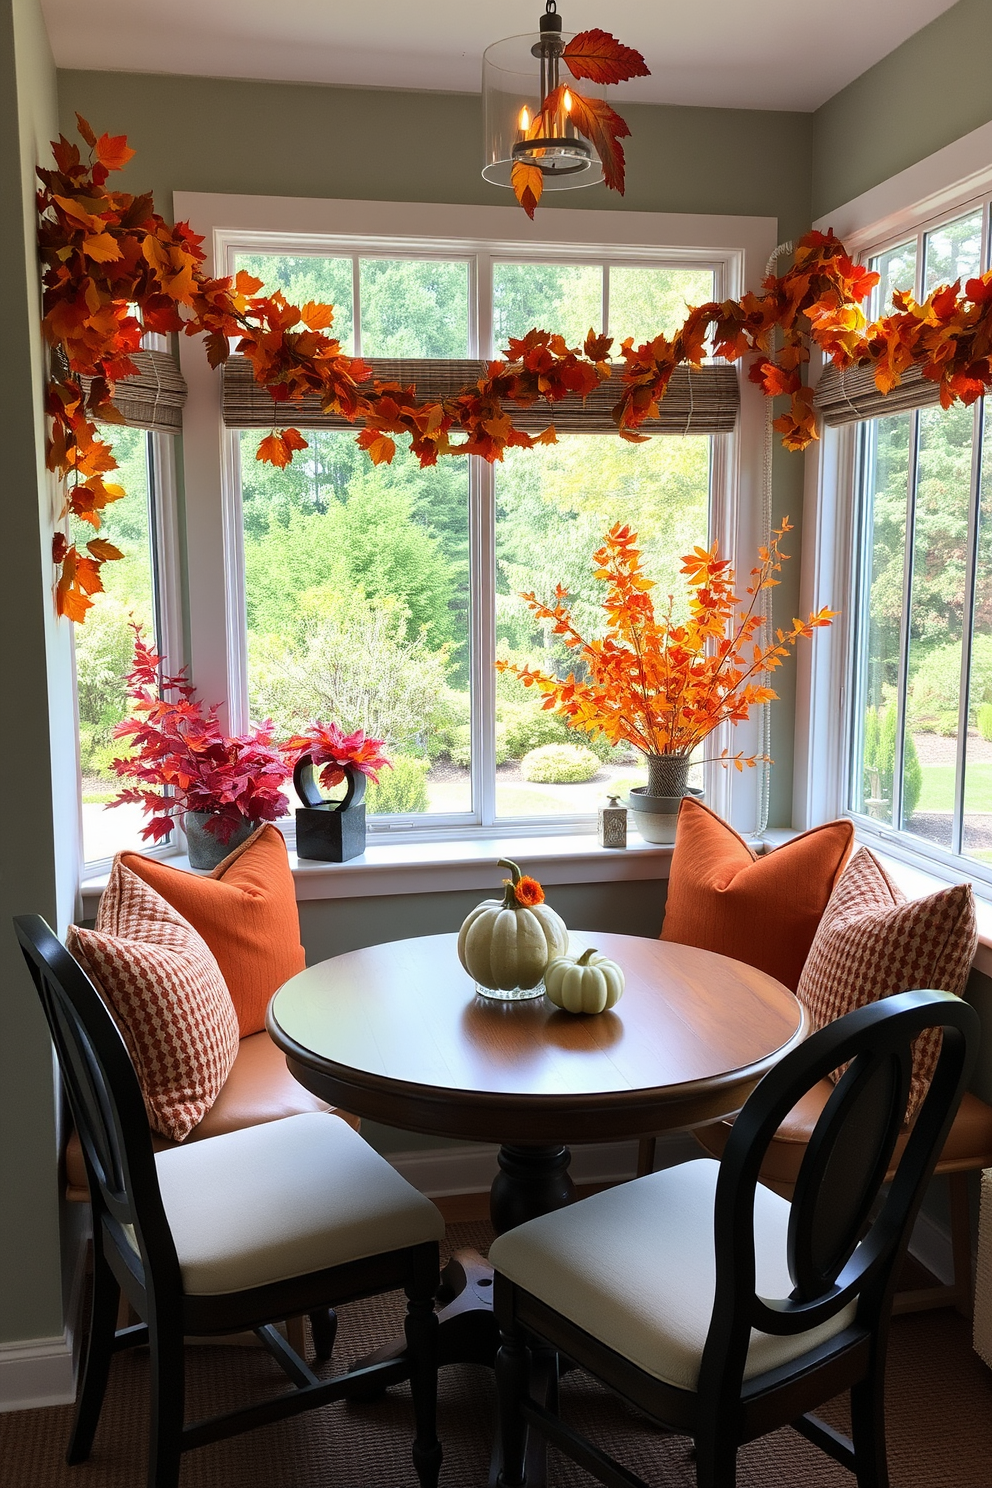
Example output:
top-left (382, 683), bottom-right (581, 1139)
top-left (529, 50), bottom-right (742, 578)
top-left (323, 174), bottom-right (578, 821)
top-left (598, 793), bottom-right (628, 850)
top-left (482, 1), bottom-right (606, 193)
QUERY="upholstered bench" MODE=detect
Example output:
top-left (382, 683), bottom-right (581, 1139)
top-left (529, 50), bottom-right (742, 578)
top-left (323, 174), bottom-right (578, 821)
top-left (696, 1083), bottom-right (992, 1312)
top-left (65, 1029), bottom-right (359, 1202)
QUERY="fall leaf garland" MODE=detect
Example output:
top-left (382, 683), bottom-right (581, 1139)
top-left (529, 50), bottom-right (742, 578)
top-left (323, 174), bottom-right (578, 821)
top-left (38, 117), bottom-right (992, 623)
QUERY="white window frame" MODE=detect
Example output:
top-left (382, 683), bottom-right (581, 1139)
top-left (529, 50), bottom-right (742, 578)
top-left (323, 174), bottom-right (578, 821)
top-left (796, 118), bottom-right (992, 885)
top-left (175, 192), bottom-right (777, 843)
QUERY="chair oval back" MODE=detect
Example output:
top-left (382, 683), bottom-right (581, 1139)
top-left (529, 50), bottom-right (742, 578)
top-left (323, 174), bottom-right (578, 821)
top-left (14, 915), bottom-right (180, 1286)
top-left (789, 1047), bottom-right (910, 1297)
top-left (699, 989), bottom-right (978, 1397)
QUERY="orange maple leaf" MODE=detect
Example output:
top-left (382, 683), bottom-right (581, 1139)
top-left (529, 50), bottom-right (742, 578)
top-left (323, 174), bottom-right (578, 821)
top-left (357, 428), bottom-right (397, 465)
top-left (511, 160), bottom-right (544, 220)
top-left (546, 87), bottom-right (630, 194)
top-left (86, 537), bottom-right (124, 563)
top-left (95, 132), bottom-right (135, 172)
top-left (82, 232), bottom-right (122, 263)
top-left (300, 301), bottom-right (335, 330)
top-left (255, 428), bottom-right (309, 468)
top-left (563, 29), bottom-right (650, 85)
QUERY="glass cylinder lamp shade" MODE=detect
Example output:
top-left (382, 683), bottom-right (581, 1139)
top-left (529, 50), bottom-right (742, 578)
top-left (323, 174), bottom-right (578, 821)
top-left (482, 28), bottom-right (606, 191)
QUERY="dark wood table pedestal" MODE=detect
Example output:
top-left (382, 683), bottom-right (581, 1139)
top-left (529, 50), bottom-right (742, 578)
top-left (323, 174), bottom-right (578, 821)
top-left (355, 1141), bottom-right (578, 1375)
top-left (353, 1145), bottom-right (576, 1487)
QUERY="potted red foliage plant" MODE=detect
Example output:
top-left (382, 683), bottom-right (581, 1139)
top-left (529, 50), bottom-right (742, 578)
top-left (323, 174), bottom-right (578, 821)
top-left (283, 721), bottom-right (390, 863)
top-left (109, 626), bottom-right (293, 869)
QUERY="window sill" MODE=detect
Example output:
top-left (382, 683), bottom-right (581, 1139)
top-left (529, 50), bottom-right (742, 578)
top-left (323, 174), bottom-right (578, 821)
top-left (80, 830), bottom-right (689, 920)
top-left (763, 827), bottom-right (992, 980)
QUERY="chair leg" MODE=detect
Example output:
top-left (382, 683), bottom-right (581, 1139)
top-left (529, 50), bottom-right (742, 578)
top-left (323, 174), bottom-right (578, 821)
top-left (636, 1136), bottom-right (657, 1178)
top-left (405, 1253), bottom-right (442, 1488)
top-left (850, 1356), bottom-right (890, 1488)
top-left (495, 1320), bottom-right (532, 1488)
top-left (949, 1170), bottom-right (973, 1316)
top-left (147, 1308), bottom-right (185, 1488)
top-left (309, 1306), bottom-right (338, 1361)
top-left (694, 1431), bottom-right (738, 1488)
top-left (67, 1241), bottom-right (120, 1464)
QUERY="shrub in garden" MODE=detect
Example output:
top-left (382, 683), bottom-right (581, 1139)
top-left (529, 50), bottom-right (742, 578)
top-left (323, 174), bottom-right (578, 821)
top-left (448, 723), bottom-right (509, 768)
top-left (909, 634), bottom-right (992, 728)
top-left (520, 744), bottom-right (601, 784)
top-left (979, 703), bottom-right (992, 742)
top-left (366, 754), bottom-right (430, 814)
top-left (863, 706), bottom-right (922, 818)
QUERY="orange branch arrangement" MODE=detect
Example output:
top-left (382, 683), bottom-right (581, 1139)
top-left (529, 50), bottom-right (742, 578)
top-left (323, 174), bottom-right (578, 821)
top-left (38, 110), bottom-right (992, 623)
top-left (497, 519), bottom-right (835, 792)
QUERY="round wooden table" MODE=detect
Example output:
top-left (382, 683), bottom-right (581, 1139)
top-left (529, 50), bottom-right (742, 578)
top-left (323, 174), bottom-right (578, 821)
top-left (267, 930), bottom-right (805, 1233)
top-left (268, 930), bottom-right (805, 1422)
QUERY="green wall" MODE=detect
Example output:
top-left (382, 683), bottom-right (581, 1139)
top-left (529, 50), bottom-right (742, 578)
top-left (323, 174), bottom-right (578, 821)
top-left (56, 71), bottom-right (813, 242)
top-left (812, 0), bottom-right (992, 219)
top-left (0, 0), bottom-right (71, 1346)
top-left (55, 69), bottom-right (812, 824)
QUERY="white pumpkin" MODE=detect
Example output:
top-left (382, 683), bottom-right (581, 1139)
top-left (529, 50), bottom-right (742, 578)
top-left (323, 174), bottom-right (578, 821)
top-left (545, 947), bottom-right (625, 1014)
top-left (457, 859), bottom-right (568, 991)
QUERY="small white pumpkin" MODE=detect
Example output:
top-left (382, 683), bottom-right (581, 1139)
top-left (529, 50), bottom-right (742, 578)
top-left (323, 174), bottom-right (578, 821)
top-left (457, 859), bottom-right (568, 991)
top-left (545, 947), bottom-right (625, 1015)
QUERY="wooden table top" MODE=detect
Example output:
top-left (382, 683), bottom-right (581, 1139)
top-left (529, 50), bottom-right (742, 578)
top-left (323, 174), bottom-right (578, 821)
top-left (267, 931), bottom-right (806, 1145)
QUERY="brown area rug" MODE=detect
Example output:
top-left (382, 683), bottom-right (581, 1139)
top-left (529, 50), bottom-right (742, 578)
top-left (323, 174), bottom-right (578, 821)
top-left (3, 1219), bottom-right (991, 1488)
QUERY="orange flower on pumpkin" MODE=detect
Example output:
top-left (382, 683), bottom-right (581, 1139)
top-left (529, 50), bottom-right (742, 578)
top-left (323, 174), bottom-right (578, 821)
top-left (513, 876), bottom-right (545, 907)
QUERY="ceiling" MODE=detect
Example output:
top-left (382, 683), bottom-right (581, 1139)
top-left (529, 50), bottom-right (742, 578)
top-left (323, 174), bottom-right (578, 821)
top-left (41, 0), bottom-right (958, 113)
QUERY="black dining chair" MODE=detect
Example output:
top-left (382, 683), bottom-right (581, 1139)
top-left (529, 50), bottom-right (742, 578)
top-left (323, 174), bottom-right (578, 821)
top-left (490, 987), bottom-right (979, 1488)
top-left (15, 914), bottom-right (444, 1488)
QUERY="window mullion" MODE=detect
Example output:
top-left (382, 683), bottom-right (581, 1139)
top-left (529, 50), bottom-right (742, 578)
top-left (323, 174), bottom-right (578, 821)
top-left (892, 410), bottom-right (921, 829)
top-left (848, 421), bottom-right (874, 815)
top-left (351, 255), bottom-right (362, 357)
top-left (472, 455), bottom-right (497, 828)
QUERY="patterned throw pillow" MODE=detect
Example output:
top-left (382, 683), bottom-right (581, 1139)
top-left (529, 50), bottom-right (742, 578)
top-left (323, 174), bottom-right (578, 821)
top-left (796, 848), bottom-right (977, 1120)
top-left (67, 863), bottom-right (240, 1141)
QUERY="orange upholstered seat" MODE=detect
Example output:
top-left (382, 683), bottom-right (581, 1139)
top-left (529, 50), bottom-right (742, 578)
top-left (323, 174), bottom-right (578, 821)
top-left (696, 1083), bottom-right (992, 1193)
top-left (65, 1030), bottom-right (358, 1201)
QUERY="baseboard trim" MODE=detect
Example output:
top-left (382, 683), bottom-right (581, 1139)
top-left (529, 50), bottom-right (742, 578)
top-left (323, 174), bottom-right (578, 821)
top-left (0, 1333), bottom-right (76, 1414)
top-left (388, 1131), bottom-right (701, 1199)
top-left (0, 1209), bottom-right (90, 1414)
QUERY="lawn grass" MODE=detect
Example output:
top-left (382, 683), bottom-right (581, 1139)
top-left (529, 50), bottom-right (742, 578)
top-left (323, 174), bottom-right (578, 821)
top-left (917, 762), bottom-right (992, 813)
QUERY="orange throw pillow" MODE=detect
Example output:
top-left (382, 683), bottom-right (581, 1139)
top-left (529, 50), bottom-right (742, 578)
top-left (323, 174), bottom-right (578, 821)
top-left (120, 824), bottom-right (306, 1037)
top-left (660, 798), bottom-right (855, 991)
top-left (68, 864), bottom-right (239, 1142)
top-left (797, 848), bottom-right (977, 1120)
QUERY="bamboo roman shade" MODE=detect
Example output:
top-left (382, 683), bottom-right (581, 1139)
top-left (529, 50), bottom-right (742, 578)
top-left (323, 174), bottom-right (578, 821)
top-left (221, 356), bottom-right (739, 436)
top-left (87, 350), bottom-right (188, 434)
top-left (813, 360), bottom-right (943, 427)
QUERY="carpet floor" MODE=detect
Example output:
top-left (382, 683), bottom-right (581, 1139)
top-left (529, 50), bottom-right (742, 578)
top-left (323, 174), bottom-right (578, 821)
top-left (3, 1219), bottom-right (992, 1488)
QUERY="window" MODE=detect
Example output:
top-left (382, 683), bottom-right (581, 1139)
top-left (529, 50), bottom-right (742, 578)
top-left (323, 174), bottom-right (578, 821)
top-left (76, 426), bottom-right (175, 866)
top-left (847, 202), bottom-right (992, 876)
top-left (229, 243), bottom-right (719, 834)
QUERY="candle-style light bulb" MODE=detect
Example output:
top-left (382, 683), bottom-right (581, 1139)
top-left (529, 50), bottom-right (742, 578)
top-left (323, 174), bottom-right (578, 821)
top-left (563, 89), bottom-right (572, 113)
top-left (519, 104), bottom-right (531, 132)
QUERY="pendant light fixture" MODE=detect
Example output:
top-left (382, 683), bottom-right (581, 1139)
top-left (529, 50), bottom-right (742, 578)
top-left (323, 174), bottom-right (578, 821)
top-left (481, 3), bottom-right (650, 216)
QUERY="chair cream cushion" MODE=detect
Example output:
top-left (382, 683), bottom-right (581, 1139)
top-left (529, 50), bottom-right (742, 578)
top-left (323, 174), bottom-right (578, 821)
top-left (489, 1159), bottom-right (855, 1393)
top-left (147, 1112), bottom-right (444, 1296)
